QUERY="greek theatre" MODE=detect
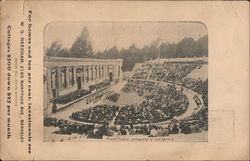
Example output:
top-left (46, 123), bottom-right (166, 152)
top-left (43, 56), bottom-right (123, 114)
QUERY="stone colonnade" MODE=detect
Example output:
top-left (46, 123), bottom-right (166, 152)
top-left (46, 64), bottom-right (121, 94)
top-left (43, 57), bottom-right (123, 114)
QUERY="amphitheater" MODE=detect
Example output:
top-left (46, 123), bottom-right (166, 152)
top-left (44, 56), bottom-right (208, 142)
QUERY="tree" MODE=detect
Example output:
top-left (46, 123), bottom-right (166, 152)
top-left (94, 35), bottom-right (208, 71)
top-left (195, 35), bottom-right (208, 57)
top-left (159, 43), bottom-right (177, 58)
top-left (45, 40), bottom-right (69, 57)
top-left (69, 27), bottom-right (93, 58)
top-left (176, 37), bottom-right (197, 58)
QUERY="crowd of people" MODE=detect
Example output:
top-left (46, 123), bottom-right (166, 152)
top-left (180, 78), bottom-right (208, 106)
top-left (89, 80), bottom-right (111, 91)
top-left (46, 60), bottom-right (208, 140)
top-left (132, 61), bottom-right (204, 83)
top-left (146, 62), bottom-right (201, 82)
top-left (117, 80), bottom-right (189, 124)
top-left (70, 104), bottom-right (119, 124)
top-left (51, 89), bottom-right (91, 104)
top-left (51, 80), bottom-right (112, 105)
top-left (132, 64), bottom-right (152, 80)
top-left (44, 104), bottom-right (207, 139)
top-left (131, 60), bottom-right (208, 106)
top-left (67, 79), bottom-right (189, 125)
top-left (105, 92), bottom-right (120, 102)
top-left (162, 62), bottom-right (200, 83)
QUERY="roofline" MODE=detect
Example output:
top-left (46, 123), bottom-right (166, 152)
top-left (44, 56), bottom-right (123, 63)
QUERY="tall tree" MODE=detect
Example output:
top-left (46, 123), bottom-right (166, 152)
top-left (159, 43), bottom-right (177, 58)
top-left (176, 37), bottom-right (197, 58)
top-left (195, 35), bottom-right (208, 57)
top-left (45, 40), bottom-right (69, 57)
top-left (69, 27), bottom-right (93, 58)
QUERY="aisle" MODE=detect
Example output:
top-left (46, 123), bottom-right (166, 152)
top-left (108, 108), bottom-right (120, 126)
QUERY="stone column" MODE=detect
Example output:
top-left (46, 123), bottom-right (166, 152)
top-left (56, 67), bottom-right (62, 89)
top-left (47, 68), bottom-right (51, 92)
top-left (82, 66), bottom-right (85, 83)
top-left (51, 68), bottom-right (56, 90)
top-left (92, 66), bottom-right (94, 81)
top-left (104, 65), bottom-right (106, 79)
top-left (94, 65), bottom-right (97, 80)
top-left (120, 66), bottom-right (122, 77)
top-left (86, 66), bottom-right (89, 82)
top-left (99, 65), bottom-right (101, 79)
top-left (95, 65), bottom-right (98, 80)
top-left (73, 66), bottom-right (76, 86)
top-left (117, 66), bottom-right (119, 78)
top-left (91, 65), bottom-right (94, 81)
top-left (101, 65), bottom-right (104, 78)
top-left (88, 66), bottom-right (91, 82)
top-left (66, 66), bottom-right (70, 88)
top-left (107, 65), bottom-right (109, 76)
top-left (113, 65), bottom-right (116, 78)
top-left (92, 65), bottom-right (94, 80)
top-left (106, 65), bottom-right (109, 78)
top-left (96, 65), bottom-right (99, 80)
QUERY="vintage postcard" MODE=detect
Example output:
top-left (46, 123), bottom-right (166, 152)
top-left (0, 0), bottom-right (249, 160)
top-left (43, 22), bottom-right (208, 142)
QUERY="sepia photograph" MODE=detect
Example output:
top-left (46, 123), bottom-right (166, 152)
top-left (1, 0), bottom-right (249, 160)
top-left (43, 22), bottom-right (208, 142)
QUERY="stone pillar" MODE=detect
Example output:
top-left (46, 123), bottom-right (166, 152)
top-left (73, 66), bottom-right (76, 85)
top-left (47, 68), bottom-right (51, 92)
top-left (118, 66), bottom-right (120, 77)
top-left (82, 66), bottom-right (86, 85)
top-left (117, 66), bottom-right (119, 78)
top-left (86, 66), bottom-right (89, 82)
top-left (66, 67), bottom-right (70, 88)
top-left (61, 67), bottom-right (67, 88)
top-left (91, 65), bottom-right (93, 81)
top-left (104, 65), bottom-right (106, 79)
top-left (94, 65), bottom-right (97, 80)
top-left (95, 65), bottom-right (98, 80)
top-left (68, 67), bottom-right (72, 87)
top-left (56, 67), bottom-right (62, 89)
top-left (91, 65), bottom-right (94, 81)
top-left (51, 68), bottom-right (56, 90)
top-left (107, 65), bottom-right (109, 76)
top-left (98, 65), bottom-right (100, 79)
top-left (88, 66), bottom-right (91, 82)
top-left (106, 65), bottom-right (109, 78)
top-left (113, 65), bottom-right (116, 78)
top-left (96, 65), bottom-right (99, 80)
top-left (102, 65), bottom-right (104, 78)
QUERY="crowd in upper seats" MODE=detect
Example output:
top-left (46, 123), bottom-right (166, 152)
top-left (180, 78), bottom-right (208, 106)
top-left (70, 104), bottom-right (119, 124)
top-left (147, 62), bottom-right (201, 82)
top-left (162, 62), bottom-right (199, 82)
top-left (132, 61), bottom-right (204, 83)
top-left (132, 64), bottom-right (152, 80)
top-left (131, 61), bottom-right (208, 106)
